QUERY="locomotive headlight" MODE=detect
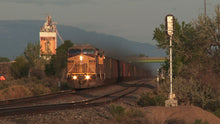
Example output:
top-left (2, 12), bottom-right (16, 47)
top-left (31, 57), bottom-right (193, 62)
top-left (85, 75), bottom-right (90, 80)
top-left (80, 56), bottom-right (83, 61)
top-left (73, 76), bottom-right (77, 80)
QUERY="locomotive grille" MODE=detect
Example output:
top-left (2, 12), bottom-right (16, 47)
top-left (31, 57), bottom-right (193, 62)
top-left (82, 64), bottom-right (87, 73)
top-left (74, 63), bottom-right (87, 73)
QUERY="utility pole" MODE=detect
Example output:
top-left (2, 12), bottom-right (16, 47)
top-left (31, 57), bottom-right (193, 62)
top-left (204, 0), bottom-right (206, 17)
top-left (165, 14), bottom-right (178, 107)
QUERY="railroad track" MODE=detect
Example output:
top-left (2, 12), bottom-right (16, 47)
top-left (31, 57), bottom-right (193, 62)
top-left (0, 90), bottom-right (76, 108)
top-left (0, 80), bottom-right (147, 117)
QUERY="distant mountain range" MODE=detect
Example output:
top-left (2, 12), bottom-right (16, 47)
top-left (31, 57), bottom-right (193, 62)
top-left (0, 20), bottom-right (165, 73)
top-left (0, 20), bottom-right (165, 58)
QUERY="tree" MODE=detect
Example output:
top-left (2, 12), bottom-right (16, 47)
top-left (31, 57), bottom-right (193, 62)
top-left (11, 56), bottom-right (30, 79)
top-left (45, 40), bottom-right (73, 78)
top-left (24, 42), bottom-right (41, 67)
top-left (154, 6), bottom-right (220, 110)
top-left (153, 19), bottom-right (195, 76)
top-left (153, 7), bottom-right (220, 78)
top-left (0, 57), bottom-right (10, 62)
top-left (23, 42), bottom-right (48, 78)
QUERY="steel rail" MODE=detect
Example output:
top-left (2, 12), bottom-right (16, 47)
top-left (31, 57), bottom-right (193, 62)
top-left (0, 80), bottom-right (146, 117)
top-left (0, 90), bottom-right (75, 108)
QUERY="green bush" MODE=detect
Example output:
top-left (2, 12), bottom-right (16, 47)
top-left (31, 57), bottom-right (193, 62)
top-left (109, 104), bottom-right (145, 122)
top-left (0, 81), bottom-right (10, 90)
top-left (10, 56), bottom-right (30, 79)
top-left (137, 92), bottom-right (167, 107)
top-left (109, 104), bottom-right (125, 121)
top-left (214, 108), bottom-right (220, 118)
top-left (30, 68), bottom-right (45, 79)
top-left (193, 119), bottom-right (209, 124)
top-left (205, 101), bottom-right (220, 112)
top-left (31, 84), bottom-right (51, 95)
top-left (60, 82), bottom-right (71, 90)
top-left (126, 107), bottom-right (145, 118)
top-left (0, 57), bottom-right (10, 62)
top-left (165, 119), bottom-right (186, 124)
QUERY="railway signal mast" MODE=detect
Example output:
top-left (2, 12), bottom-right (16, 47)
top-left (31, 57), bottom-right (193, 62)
top-left (165, 14), bottom-right (178, 107)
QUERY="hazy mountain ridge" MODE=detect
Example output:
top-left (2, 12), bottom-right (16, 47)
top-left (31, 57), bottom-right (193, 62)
top-left (0, 20), bottom-right (165, 60)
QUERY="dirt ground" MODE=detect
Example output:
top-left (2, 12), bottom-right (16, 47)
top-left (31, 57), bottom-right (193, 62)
top-left (0, 79), bottom-right (219, 124)
top-left (1, 105), bottom-right (219, 124)
top-left (143, 105), bottom-right (220, 124)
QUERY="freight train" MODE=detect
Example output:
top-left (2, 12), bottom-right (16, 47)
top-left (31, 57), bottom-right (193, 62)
top-left (67, 44), bottom-right (149, 89)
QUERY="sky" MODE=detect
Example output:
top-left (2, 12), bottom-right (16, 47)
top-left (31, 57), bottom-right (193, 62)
top-left (0, 0), bottom-right (219, 45)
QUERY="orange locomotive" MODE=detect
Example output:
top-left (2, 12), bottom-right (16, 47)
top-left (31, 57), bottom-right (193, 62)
top-left (67, 44), bottom-right (149, 89)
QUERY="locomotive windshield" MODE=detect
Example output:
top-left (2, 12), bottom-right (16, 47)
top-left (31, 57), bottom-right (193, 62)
top-left (69, 49), bottom-right (81, 55)
top-left (83, 49), bottom-right (95, 55)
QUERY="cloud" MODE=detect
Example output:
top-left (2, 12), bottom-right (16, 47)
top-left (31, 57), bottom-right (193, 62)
top-left (5, 0), bottom-right (90, 6)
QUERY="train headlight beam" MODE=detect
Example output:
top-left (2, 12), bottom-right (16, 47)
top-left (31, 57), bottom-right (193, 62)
top-left (73, 76), bottom-right (77, 80)
top-left (85, 75), bottom-right (90, 80)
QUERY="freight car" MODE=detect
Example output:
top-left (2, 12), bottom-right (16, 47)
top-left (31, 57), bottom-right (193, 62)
top-left (67, 44), bottom-right (149, 89)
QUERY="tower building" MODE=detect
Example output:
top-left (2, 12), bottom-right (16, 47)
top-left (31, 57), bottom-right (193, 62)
top-left (39, 16), bottom-right (57, 59)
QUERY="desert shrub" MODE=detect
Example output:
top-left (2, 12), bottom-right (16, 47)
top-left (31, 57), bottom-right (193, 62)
top-left (214, 108), bottom-right (220, 118)
top-left (60, 82), bottom-right (71, 90)
top-left (0, 76), bottom-right (63, 99)
top-left (193, 119), bottom-right (209, 124)
top-left (137, 92), bottom-right (167, 107)
top-left (0, 78), bottom-right (33, 90)
top-left (165, 119), bottom-right (186, 124)
top-left (126, 107), bottom-right (145, 118)
top-left (10, 56), bottom-right (30, 79)
top-left (137, 93), bottom-right (151, 106)
top-left (35, 78), bottom-right (61, 92)
top-left (173, 77), bottom-right (217, 109)
top-left (30, 68), bottom-right (45, 79)
top-left (0, 81), bottom-right (11, 90)
top-left (0, 85), bottom-right (32, 100)
top-left (0, 57), bottom-right (10, 62)
top-left (109, 104), bottom-right (145, 122)
top-left (205, 101), bottom-right (220, 112)
top-left (31, 84), bottom-right (51, 95)
top-left (109, 104), bottom-right (125, 121)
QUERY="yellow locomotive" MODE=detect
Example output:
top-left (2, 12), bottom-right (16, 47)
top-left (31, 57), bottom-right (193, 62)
top-left (67, 44), bottom-right (149, 89)
top-left (67, 44), bottom-right (105, 88)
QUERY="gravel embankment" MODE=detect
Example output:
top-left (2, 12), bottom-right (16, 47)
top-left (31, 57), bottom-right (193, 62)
top-left (1, 79), bottom-right (219, 124)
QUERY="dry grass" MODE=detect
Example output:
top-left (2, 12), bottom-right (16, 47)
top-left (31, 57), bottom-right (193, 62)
top-left (0, 77), bottom-right (54, 100)
top-left (0, 85), bottom-right (32, 100)
top-left (109, 104), bottom-right (146, 122)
